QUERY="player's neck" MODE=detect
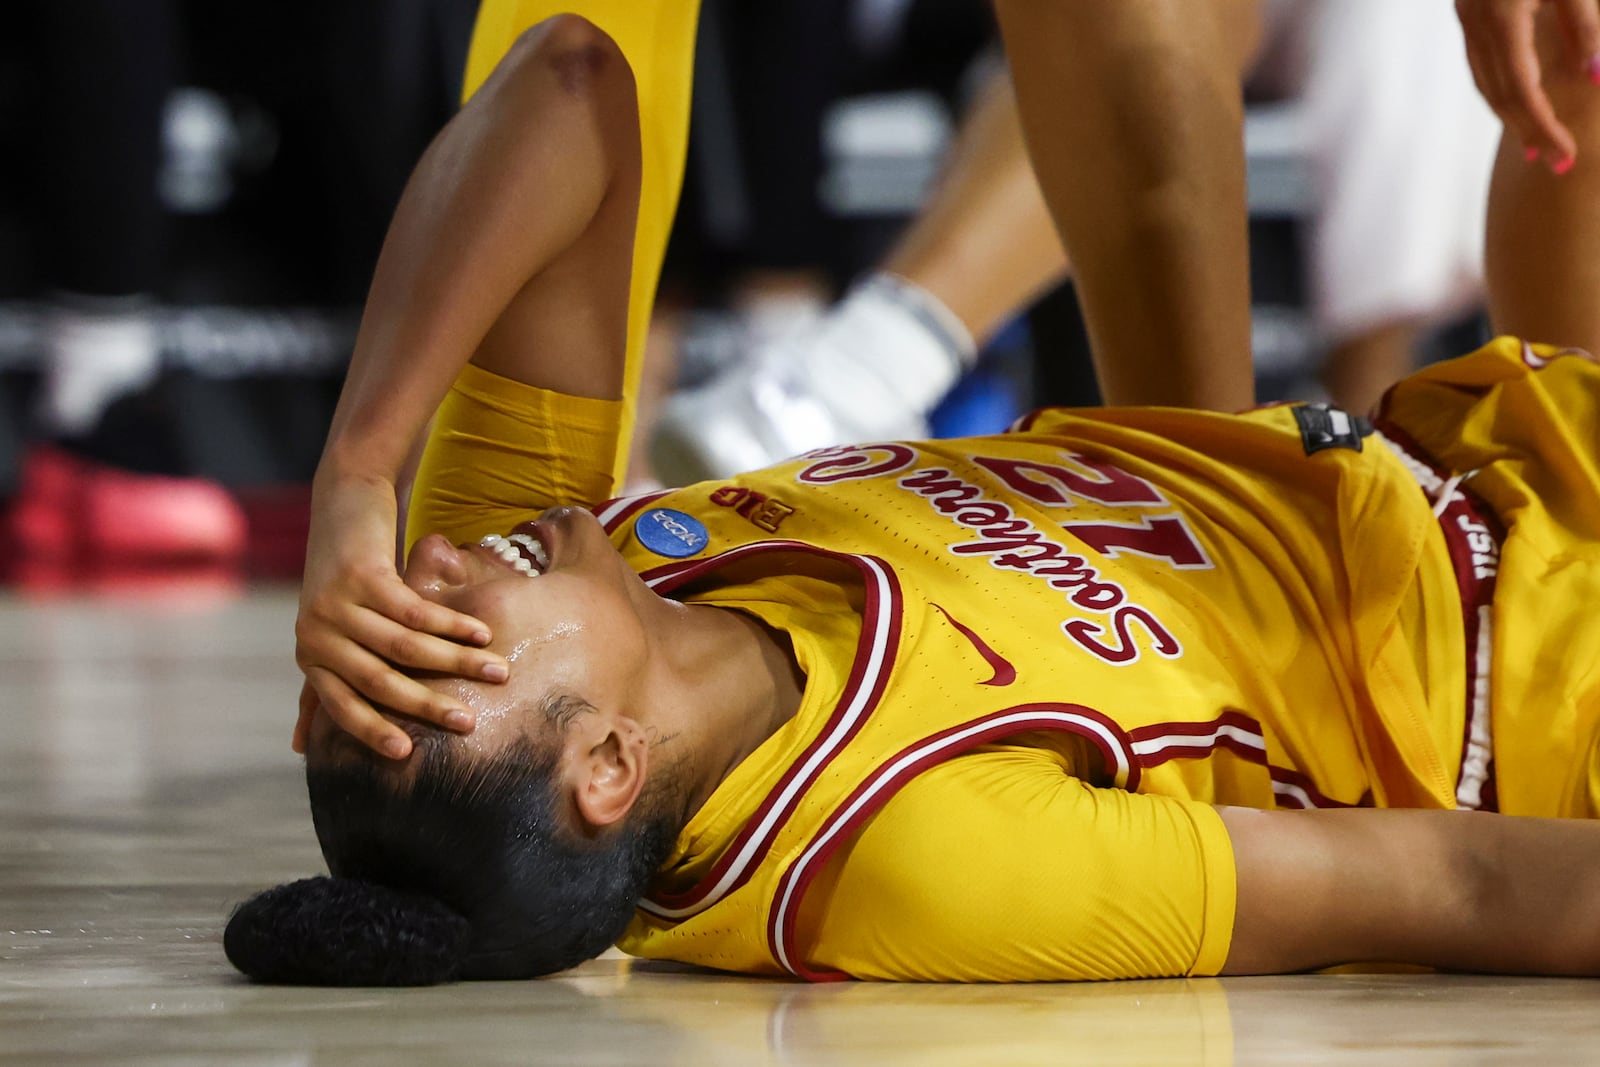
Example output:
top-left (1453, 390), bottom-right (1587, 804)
top-left (652, 601), bottom-right (805, 816)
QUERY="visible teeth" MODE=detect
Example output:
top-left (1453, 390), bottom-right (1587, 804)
top-left (480, 531), bottom-right (542, 577)
top-left (509, 533), bottom-right (549, 569)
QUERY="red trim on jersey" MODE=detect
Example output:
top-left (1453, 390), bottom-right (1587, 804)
top-left (1372, 421), bottom-right (1503, 813)
top-left (1267, 764), bottom-right (1358, 810)
top-left (1518, 339), bottom-right (1597, 369)
top-left (1127, 710), bottom-right (1265, 768)
top-left (595, 489), bottom-right (675, 535)
top-left (634, 539), bottom-right (904, 920)
top-left (1007, 407), bottom-right (1053, 434)
top-left (1140, 731), bottom-right (1271, 770)
top-left (1130, 711), bottom-right (1356, 808)
top-left (764, 703), bottom-right (1140, 980)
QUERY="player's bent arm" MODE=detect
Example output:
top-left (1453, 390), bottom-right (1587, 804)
top-left (296, 15), bottom-right (639, 758)
top-left (321, 14), bottom-right (634, 488)
top-left (1220, 806), bottom-right (1600, 976)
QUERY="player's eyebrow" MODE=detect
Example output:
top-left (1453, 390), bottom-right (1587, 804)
top-left (539, 691), bottom-right (594, 728)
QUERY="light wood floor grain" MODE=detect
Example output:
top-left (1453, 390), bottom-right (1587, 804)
top-left (3, 590), bottom-right (1594, 1066)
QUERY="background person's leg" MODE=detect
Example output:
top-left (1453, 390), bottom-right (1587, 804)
top-left (880, 69), bottom-right (1067, 347)
top-left (650, 64), bottom-right (1064, 485)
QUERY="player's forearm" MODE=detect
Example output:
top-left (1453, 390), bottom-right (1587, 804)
top-left (318, 19), bottom-right (623, 488)
top-left (1222, 806), bottom-right (1600, 977)
top-left (1326, 812), bottom-right (1600, 977)
top-left (1443, 814), bottom-right (1600, 976)
top-left (992, 0), bottom-right (1258, 411)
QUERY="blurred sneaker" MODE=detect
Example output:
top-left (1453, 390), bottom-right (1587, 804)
top-left (8, 446), bottom-right (247, 589)
top-left (234, 483), bottom-right (313, 581)
top-left (79, 456), bottom-right (247, 560)
top-left (651, 273), bottom-right (974, 485)
top-left (9, 448), bottom-right (82, 572)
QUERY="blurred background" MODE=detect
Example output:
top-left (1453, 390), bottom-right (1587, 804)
top-left (0, 0), bottom-right (1499, 593)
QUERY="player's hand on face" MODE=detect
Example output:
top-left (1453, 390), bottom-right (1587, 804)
top-left (292, 476), bottom-right (508, 759)
top-left (1457, 0), bottom-right (1600, 171)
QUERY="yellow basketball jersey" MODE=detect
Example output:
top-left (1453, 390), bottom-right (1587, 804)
top-left (1375, 339), bottom-right (1600, 818)
top-left (607, 399), bottom-right (1468, 977)
top-left (411, 342), bottom-right (1600, 979)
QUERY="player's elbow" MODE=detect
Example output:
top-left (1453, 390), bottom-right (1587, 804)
top-left (504, 14), bottom-right (628, 99)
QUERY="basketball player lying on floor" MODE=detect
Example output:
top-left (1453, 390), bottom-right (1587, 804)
top-left (227, 15), bottom-right (1600, 985)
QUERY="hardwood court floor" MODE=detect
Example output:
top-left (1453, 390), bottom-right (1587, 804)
top-left (4, 589), bottom-right (1598, 1066)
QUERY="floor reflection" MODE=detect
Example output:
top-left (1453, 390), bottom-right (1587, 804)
top-left (3, 592), bottom-right (1596, 1067)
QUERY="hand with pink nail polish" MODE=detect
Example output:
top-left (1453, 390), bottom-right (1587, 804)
top-left (1456, 0), bottom-right (1600, 171)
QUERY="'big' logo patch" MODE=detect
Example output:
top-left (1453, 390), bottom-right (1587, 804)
top-left (635, 508), bottom-right (709, 558)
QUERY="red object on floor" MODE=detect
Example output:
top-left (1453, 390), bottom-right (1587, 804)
top-left (235, 483), bottom-right (313, 581)
top-left (6, 447), bottom-right (250, 590)
top-left (81, 459), bottom-right (249, 559)
top-left (8, 448), bottom-right (78, 570)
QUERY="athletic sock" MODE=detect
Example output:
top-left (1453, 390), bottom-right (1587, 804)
top-left (789, 271), bottom-right (977, 433)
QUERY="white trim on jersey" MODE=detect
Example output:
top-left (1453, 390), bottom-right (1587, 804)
top-left (636, 546), bottom-right (899, 922)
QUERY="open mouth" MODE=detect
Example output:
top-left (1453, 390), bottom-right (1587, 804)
top-left (477, 531), bottom-right (549, 577)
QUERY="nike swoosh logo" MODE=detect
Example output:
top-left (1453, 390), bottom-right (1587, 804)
top-left (933, 604), bottom-right (1017, 687)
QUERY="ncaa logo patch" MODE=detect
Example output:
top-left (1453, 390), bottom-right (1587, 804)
top-left (635, 508), bottom-right (710, 559)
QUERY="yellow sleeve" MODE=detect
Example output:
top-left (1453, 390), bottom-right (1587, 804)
top-left (405, 3), bottom-right (696, 548)
top-left (460, 0), bottom-right (698, 487)
top-left (406, 363), bottom-right (620, 550)
top-left (801, 749), bottom-right (1237, 981)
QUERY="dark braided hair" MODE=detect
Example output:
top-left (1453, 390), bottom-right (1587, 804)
top-left (225, 730), bottom-right (680, 985)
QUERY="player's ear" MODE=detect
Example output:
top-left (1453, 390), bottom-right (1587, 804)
top-left (567, 717), bottom-right (648, 828)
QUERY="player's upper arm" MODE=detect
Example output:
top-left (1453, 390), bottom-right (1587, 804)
top-left (800, 750), bottom-right (1238, 981)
